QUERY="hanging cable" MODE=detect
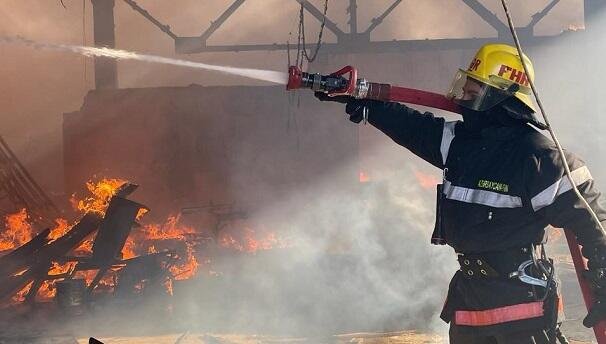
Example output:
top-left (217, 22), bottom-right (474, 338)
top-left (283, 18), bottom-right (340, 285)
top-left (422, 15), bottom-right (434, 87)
top-left (498, 1), bottom-right (606, 235)
top-left (296, 0), bottom-right (329, 68)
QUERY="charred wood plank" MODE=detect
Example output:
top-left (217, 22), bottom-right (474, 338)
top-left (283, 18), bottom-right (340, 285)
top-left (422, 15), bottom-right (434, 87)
top-left (25, 276), bottom-right (44, 303)
top-left (86, 266), bottom-right (110, 293)
top-left (92, 196), bottom-right (146, 264)
top-left (0, 227), bottom-right (50, 277)
top-left (115, 182), bottom-right (139, 198)
top-left (87, 197), bottom-right (146, 292)
top-left (44, 213), bottom-right (103, 257)
top-left (0, 270), bottom-right (37, 303)
top-left (0, 213), bottom-right (102, 302)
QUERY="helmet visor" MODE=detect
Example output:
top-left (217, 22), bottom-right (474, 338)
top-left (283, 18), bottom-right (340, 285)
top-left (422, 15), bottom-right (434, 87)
top-left (446, 70), bottom-right (517, 111)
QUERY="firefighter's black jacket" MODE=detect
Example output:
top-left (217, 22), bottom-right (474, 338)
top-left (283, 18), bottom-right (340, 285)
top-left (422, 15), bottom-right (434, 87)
top-left (363, 100), bottom-right (606, 335)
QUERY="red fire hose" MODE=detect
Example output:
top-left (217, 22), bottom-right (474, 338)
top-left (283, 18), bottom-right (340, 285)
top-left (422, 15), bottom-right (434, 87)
top-left (287, 64), bottom-right (606, 342)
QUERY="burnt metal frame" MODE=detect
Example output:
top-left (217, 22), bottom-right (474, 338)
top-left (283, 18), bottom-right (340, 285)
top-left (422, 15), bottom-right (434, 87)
top-left (121, 0), bottom-right (568, 54)
top-left (0, 136), bottom-right (60, 223)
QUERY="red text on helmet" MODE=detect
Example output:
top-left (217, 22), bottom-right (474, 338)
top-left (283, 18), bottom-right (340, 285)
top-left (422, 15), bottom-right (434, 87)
top-left (497, 65), bottom-right (529, 87)
top-left (468, 58), bottom-right (481, 71)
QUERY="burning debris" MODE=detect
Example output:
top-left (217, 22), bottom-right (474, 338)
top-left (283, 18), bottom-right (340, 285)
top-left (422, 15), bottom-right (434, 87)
top-left (0, 177), bottom-right (292, 311)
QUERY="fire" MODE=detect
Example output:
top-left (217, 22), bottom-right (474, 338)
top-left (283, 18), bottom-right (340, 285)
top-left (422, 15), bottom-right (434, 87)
top-left (136, 208), bottom-right (148, 220)
top-left (74, 236), bottom-right (94, 255)
top-left (36, 261), bottom-right (77, 301)
top-left (12, 281), bottom-right (33, 303)
top-left (9, 262), bottom-right (76, 303)
top-left (359, 171), bottom-right (370, 183)
top-left (138, 215), bottom-right (199, 280)
top-left (2, 176), bottom-right (295, 305)
top-left (49, 218), bottom-right (70, 241)
top-left (48, 261), bottom-right (76, 276)
top-left (170, 242), bottom-right (199, 280)
top-left (121, 237), bottom-right (137, 259)
top-left (0, 209), bottom-right (33, 251)
top-left (70, 178), bottom-right (127, 215)
top-left (219, 227), bottom-right (291, 254)
top-left (414, 170), bottom-right (439, 189)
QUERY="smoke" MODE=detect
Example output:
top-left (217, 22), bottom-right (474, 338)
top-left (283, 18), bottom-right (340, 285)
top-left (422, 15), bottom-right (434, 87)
top-left (524, 6), bottom-right (606, 187)
top-left (168, 141), bottom-right (455, 336)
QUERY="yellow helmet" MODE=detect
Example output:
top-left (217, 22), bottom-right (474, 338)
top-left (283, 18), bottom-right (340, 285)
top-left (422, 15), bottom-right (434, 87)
top-left (447, 43), bottom-right (536, 112)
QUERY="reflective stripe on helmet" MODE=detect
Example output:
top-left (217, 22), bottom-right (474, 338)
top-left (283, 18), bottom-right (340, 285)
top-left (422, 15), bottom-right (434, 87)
top-left (440, 121), bottom-right (457, 165)
top-left (454, 301), bottom-right (544, 326)
top-left (444, 180), bottom-right (522, 208)
top-left (531, 166), bottom-right (593, 211)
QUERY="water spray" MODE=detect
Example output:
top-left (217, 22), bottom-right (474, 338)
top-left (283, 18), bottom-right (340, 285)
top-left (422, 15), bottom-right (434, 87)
top-left (0, 36), bottom-right (288, 85)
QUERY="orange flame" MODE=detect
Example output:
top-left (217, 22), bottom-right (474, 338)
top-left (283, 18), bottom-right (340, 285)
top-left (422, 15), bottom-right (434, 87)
top-left (36, 261), bottom-right (78, 301)
top-left (74, 236), bottom-right (94, 256)
top-left (4, 176), bottom-right (299, 303)
top-left (49, 218), bottom-right (70, 241)
top-left (414, 170), bottom-right (440, 189)
top-left (142, 214), bottom-right (196, 240)
top-left (70, 178), bottom-right (127, 215)
top-left (219, 227), bottom-right (291, 254)
top-left (0, 209), bottom-right (33, 251)
top-left (359, 171), bottom-right (370, 183)
top-left (121, 237), bottom-right (137, 260)
top-left (138, 215), bottom-right (199, 280)
top-left (12, 281), bottom-right (33, 303)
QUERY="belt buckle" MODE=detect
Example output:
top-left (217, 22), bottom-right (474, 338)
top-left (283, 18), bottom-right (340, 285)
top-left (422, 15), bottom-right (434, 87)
top-left (508, 260), bottom-right (548, 288)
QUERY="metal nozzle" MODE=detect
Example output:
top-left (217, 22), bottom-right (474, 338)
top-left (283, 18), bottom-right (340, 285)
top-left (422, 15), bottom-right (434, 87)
top-left (286, 66), bottom-right (352, 94)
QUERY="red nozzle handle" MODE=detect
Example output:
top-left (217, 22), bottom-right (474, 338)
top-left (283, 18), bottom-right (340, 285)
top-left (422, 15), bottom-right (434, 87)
top-left (329, 66), bottom-right (357, 96)
top-left (286, 66), bottom-right (303, 90)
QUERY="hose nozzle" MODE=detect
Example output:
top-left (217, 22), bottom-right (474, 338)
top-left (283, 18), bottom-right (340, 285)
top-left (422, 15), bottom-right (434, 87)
top-left (286, 66), bottom-right (358, 96)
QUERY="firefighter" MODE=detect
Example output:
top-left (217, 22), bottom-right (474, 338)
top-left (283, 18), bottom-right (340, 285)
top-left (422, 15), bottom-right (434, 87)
top-left (316, 44), bottom-right (606, 343)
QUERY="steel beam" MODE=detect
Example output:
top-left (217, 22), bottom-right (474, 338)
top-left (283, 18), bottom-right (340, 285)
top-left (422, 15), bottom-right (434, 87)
top-left (114, 0), bottom-right (575, 56)
top-left (177, 32), bottom-right (566, 55)
top-left (348, 0), bottom-right (358, 34)
top-left (92, 0), bottom-right (118, 89)
top-left (200, 0), bottom-right (247, 42)
top-left (122, 0), bottom-right (177, 40)
top-left (461, 0), bottom-right (509, 36)
top-left (365, 0), bottom-right (403, 34)
top-left (293, 0), bottom-right (345, 38)
top-left (527, 0), bottom-right (560, 29)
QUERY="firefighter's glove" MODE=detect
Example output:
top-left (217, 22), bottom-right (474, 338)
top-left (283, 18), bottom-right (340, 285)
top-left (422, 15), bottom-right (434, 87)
top-left (314, 91), bottom-right (352, 104)
top-left (583, 296), bottom-right (606, 328)
top-left (314, 92), bottom-right (369, 124)
top-left (582, 267), bottom-right (606, 327)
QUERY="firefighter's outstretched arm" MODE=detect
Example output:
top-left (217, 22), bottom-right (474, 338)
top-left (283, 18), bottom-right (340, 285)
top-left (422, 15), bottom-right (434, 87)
top-left (315, 93), bottom-right (447, 169)
top-left (526, 150), bottom-right (606, 328)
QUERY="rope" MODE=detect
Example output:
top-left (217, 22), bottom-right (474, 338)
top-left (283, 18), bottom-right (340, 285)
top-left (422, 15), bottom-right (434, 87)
top-left (498, 1), bottom-right (606, 233)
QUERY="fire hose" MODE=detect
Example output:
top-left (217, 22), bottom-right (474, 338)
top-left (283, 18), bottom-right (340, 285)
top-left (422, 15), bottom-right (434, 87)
top-left (286, 5), bottom-right (606, 340)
